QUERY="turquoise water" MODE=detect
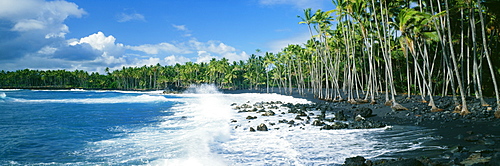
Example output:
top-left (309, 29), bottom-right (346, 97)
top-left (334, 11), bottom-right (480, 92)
top-left (0, 87), bottom-right (442, 165)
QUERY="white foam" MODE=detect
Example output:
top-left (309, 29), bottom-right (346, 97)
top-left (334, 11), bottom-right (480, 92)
top-left (0, 92), bottom-right (6, 99)
top-left (0, 89), bottom-right (21, 91)
top-left (79, 85), bottom-right (439, 165)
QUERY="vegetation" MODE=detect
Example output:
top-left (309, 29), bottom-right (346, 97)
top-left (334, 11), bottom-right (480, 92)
top-left (1, 0), bottom-right (500, 116)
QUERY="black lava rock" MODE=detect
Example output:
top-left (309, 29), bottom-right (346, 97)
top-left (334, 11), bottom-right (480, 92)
top-left (354, 107), bottom-right (373, 117)
top-left (257, 123), bottom-right (268, 131)
top-left (344, 156), bottom-right (366, 166)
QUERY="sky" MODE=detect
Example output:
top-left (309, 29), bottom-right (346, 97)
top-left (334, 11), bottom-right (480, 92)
top-left (0, 0), bottom-right (334, 73)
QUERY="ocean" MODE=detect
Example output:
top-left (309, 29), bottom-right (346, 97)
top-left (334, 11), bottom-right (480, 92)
top-left (0, 85), bottom-right (441, 165)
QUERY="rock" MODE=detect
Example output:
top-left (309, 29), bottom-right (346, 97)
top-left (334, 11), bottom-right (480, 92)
top-left (391, 103), bottom-right (409, 111)
top-left (459, 153), bottom-right (491, 166)
top-left (335, 110), bottom-right (347, 121)
top-left (354, 115), bottom-right (365, 122)
top-left (297, 111), bottom-right (308, 116)
top-left (257, 123), bottom-right (268, 131)
top-left (348, 120), bottom-right (386, 129)
top-left (246, 116), bottom-right (257, 120)
top-left (262, 110), bottom-right (276, 116)
top-left (312, 120), bottom-right (325, 126)
top-left (321, 122), bottom-right (348, 130)
top-left (354, 107), bottom-right (373, 117)
top-left (344, 156), bottom-right (366, 166)
top-left (376, 158), bottom-right (424, 166)
top-left (295, 115), bottom-right (303, 120)
top-left (249, 127), bottom-right (256, 132)
top-left (231, 119), bottom-right (237, 123)
top-left (278, 119), bottom-right (288, 123)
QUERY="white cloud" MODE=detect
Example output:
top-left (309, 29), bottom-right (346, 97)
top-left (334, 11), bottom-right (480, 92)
top-left (258, 0), bottom-right (327, 9)
top-left (172, 24), bottom-right (188, 31)
top-left (72, 31), bottom-right (124, 52)
top-left (11, 19), bottom-right (45, 31)
top-left (172, 24), bottom-right (192, 37)
top-left (117, 12), bottom-right (145, 22)
top-left (164, 55), bottom-right (190, 65)
top-left (127, 43), bottom-right (191, 55)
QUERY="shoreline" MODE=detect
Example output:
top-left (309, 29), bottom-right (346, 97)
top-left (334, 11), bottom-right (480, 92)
top-left (4, 87), bottom-right (500, 164)
top-left (223, 87), bottom-right (500, 165)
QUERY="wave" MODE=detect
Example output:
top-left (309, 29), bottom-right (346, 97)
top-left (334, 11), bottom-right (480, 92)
top-left (0, 92), bottom-right (6, 99)
top-left (0, 89), bottom-right (21, 91)
top-left (10, 94), bottom-right (180, 104)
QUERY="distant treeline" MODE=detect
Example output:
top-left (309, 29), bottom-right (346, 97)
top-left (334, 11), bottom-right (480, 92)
top-left (0, 57), bottom-right (265, 91)
top-left (2, 0), bottom-right (500, 115)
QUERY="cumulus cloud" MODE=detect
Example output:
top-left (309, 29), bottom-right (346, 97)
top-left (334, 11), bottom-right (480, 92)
top-left (126, 43), bottom-right (191, 55)
top-left (0, 1), bottom-right (249, 73)
top-left (0, 0), bottom-right (86, 60)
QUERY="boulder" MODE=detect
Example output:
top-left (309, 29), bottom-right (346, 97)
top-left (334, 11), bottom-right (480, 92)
top-left (335, 110), bottom-right (348, 121)
top-left (262, 110), bottom-right (276, 116)
top-left (257, 123), bottom-right (268, 131)
top-left (354, 115), bottom-right (365, 121)
top-left (312, 120), bottom-right (325, 126)
top-left (344, 156), bottom-right (366, 166)
top-left (321, 122), bottom-right (348, 130)
top-left (376, 158), bottom-right (424, 166)
top-left (354, 107), bottom-right (373, 117)
top-left (246, 116), bottom-right (257, 120)
top-left (249, 127), bottom-right (256, 132)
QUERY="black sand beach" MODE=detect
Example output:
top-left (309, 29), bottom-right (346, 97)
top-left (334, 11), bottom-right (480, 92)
top-left (223, 88), bottom-right (500, 165)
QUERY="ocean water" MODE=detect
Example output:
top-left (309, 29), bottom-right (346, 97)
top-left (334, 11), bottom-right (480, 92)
top-left (0, 85), bottom-right (441, 165)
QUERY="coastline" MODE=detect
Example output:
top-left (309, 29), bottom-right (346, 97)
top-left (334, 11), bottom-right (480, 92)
top-left (222, 87), bottom-right (500, 165)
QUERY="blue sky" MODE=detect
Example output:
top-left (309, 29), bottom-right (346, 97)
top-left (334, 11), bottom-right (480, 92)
top-left (0, 0), bottom-right (334, 73)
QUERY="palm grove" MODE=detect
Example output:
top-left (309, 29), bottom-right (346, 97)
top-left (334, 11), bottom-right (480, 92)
top-left (2, 0), bottom-right (500, 117)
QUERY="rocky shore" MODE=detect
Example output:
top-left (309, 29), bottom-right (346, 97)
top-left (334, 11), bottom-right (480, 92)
top-left (225, 88), bottom-right (500, 166)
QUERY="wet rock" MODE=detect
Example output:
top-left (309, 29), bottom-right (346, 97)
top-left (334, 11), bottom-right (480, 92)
top-left (335, 110), bottom-right (348, 121)
top-left (354, 115), bottom-right (365, 122)
top-left (295, 115), bottom-right (303, 120)
top-left (249, 127), bottom-right (256, 132)
top-left (321, 122), bottom-right (348, 130)
top-left (268, 105), bottom-right (279, 109)
top-left (278, 119), bottom-right (288, 123)
top-left (246, 116), bottom-right (257, 120)
top-left (348, 120), bottom-right (386, 129)
top-left (240, 103), bottom-right (252, 109)
top-left (231, 119), bottom-right (237, 123)
top-left (354, 107), bottom-right (373, 117)
top-left (312, 120), bottom-right (325, 126)
top-left (257, 123), bottom-right (268, 131)
top-left (376, 158), bottom-right (424, 166)
top-left (262, 110), bottom-right (276, 116)
top-left (459, 153), bottom-right (491, 166)
top-left (344, 156), bottom-right (366, 166)
top-left (297, 111), bottom-right (308, 116)
top-left (287, 120), bottom-right (295, 125)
